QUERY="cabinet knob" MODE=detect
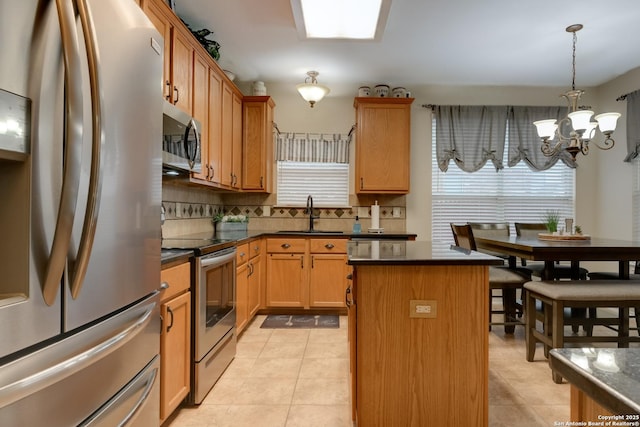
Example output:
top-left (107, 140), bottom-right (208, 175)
top-left (281, 243), bottom-right (291, 249)
top-left (325, 243), bottom-right (335, 249)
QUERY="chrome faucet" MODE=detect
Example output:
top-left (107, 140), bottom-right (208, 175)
top-left (306, 195), bottom-right (318, 232)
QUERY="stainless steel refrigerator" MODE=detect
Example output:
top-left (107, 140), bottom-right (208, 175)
top-left (0, 0), bottom-right (163, 425)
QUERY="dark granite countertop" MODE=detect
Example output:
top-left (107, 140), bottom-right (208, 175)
top-left (347, 240), bottom-right (504, 266)
top-left (161, 249), bottom-right (193, 266)
top-left (550, 348), bottom-right (640, 415)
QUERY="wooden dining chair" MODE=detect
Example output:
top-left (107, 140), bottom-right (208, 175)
top-left (588, 261), bottom-right (640, 336)
top-left (451, 223), bottom-right (531, 334)
top-left (514, 222), bottom-right (589, 280)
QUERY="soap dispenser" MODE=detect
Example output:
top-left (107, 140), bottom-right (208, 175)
top-left (353, 216), bottom-right (362, 234)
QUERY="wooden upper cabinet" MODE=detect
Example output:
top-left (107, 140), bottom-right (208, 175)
top-left (207, 69), bottom-right (222, 183)
top-left (170, 25), bottom-right (194, 113)
top-left (242, 96), bottom-right (275, 192)
top-left (191, 51), bottom-right (209, 181)
top-left (231, 92), bottom-right (243, 190)
top-left (142, 0), bottom-right (192, 114)
top-left (354, 97), bottom-right (414, 194)
top-left (220, 83), bottom-right (234, 187)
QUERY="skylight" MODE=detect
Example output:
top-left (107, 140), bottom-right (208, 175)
top-left (291, 0), bottom-right (390, 40)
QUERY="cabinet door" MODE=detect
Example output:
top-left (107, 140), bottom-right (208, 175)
top-left (355, 98), bottom-right (413, 193)
top-left (248, 255), bottom-right (262, 317)
top-left (309, 254), bottom-right (349, 307)
top-left (160, 291), bottom-right (191, 422)
top-left (236, 262), bottom-right (249, 334)
top-left (191, 51), bottom-right (209, 181)
top-left (231, 92), bottom-right (243, 189)
top-left (170, 25), bottom-right (193, 113)
top-left (207, 68), bottom-right (222, 183)
top-left (242, 96), bottom-right (274, 192)
top-left (142, 0), bottom-right (171, 101)
top-left (266, 254), bottom-right (306, 307)
top-left (220, 83), bottom-right (233, 187)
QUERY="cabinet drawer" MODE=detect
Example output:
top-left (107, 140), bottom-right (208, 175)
top-left (310, 238), bottom-right (347, 254)
top-left (249, 239), bottom-right (262, 259)
top-left (236, 243), bottom-right (249, 265)
top-left (267, 238), bottom-right (306, 253)
top-left (160, 262), bottom-right (191, 301)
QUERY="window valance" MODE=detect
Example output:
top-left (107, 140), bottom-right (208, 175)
top-left (434, 105), bottom-right (577, 172)
top-left (275, 132), bottom-right (351, 163)
top-left (624, 89), bottom-right (640, 162)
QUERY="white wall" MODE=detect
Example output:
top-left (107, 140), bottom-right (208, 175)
top-left (244, 72), bottom-right (640, 242)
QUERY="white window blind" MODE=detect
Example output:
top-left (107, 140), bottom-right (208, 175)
top-left (431, 118), bottom-right (575, 243)
top-left (276, 161), bottom-right (349, 207)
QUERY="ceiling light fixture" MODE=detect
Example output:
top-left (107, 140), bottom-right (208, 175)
top-left (290, 0), bottom-right (391, 40)
top-left (296, 71), bottom-right (330, 108)
top-left (533, 24), bottom-right (621, 161)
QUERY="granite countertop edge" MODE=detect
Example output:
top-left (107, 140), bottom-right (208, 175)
top-left (549, 348), bottom-right (640, 415)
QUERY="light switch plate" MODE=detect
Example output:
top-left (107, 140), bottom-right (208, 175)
top-left (392, 207), bottom-right (402, 218)
top-left (262, 206), bottom-right (271, 217)
top-left (175, 202), bottom-right (183, 218)
top-left (409, 300), bottom-right (437, 318)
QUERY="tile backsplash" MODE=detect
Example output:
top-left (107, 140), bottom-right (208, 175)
top-left (162, 182), bottom-right (407, 237)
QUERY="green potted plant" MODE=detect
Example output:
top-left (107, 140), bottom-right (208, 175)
top-left (184, 22), bottom-right (221, 61)
top-left (542, 210), bottom-right (560, 233)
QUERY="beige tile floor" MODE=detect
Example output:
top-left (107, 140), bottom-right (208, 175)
top-left (165, 312), bottom-right (636, 427)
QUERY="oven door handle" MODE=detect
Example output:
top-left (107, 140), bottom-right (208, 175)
top-left (199, 250), bottom-right (236, 268)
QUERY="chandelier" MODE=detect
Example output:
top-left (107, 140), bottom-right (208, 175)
top-left (296, 71), bottom-right (330, 108)
top-left (533, 24), bottom-right (621, 160)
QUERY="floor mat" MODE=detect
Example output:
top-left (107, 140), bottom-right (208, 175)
top-left (260, 314), bottom-right (339, 329)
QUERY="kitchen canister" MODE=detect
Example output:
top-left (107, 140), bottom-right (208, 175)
top-left (374, 84), bottom-right (390, 97)
top-left (392, 87), bottom-right (406, 98)
top-left (252, 81), bottom-right (267, 96)
top-left (358, 86), bottom-right (371, 97)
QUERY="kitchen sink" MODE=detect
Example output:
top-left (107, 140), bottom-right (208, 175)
top-left (276, 230), bottom-right (344, 234)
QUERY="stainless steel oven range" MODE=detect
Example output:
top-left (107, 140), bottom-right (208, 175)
top-left (162, 236), bottom-right (237, 404)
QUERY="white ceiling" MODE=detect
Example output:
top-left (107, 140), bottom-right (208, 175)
top-left (175, 0), bottom-right (640, 97)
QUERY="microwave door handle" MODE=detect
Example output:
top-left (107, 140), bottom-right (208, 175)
top-left (41, 0), bottom-right (85, 306)
top-left (185, 118), bottom-right (199, 170)
top-left (69, 0), bottom-right (105, 299)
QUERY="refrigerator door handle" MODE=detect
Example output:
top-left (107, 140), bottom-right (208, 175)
top-left (69, 0), bottom-right (105, 300)
top-left (41, 0), bottom-right (85, 306)
top-left (0, 296), bottom-right (157, 410)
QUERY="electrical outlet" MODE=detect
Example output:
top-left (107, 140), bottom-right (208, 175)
top-left (409, 300), bottom-right (437, 318)
top-left (392, 207), bottom-right (402, 218)
top-left (175, 202), bottom-right (183, 218)
top-left (358, 206), bottom-right (369, 218)
top-left (262, 206), bottom-right (271, 217)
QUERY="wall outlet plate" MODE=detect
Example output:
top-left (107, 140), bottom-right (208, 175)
top-left (409, 300), bottom-right (437, 318)
top-left (358, 206), bottom-right (369, 218)
top-left (392, 207), bottom-right (402, 218)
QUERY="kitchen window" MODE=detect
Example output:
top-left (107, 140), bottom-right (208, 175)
top-left (276, 161), bottom-right (349, 207)
top-left (431, 117), bottom-right (575, 243)
top-left (274, 130), bottom-right (351, 207)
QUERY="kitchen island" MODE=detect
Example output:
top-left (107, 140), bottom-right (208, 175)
top-left (346, 240), bottom-right (503, 427)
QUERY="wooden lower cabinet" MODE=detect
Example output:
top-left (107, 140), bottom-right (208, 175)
top-left (236, 262), bottom-right (249, 333)
top-left (159, 262), bottom-right (191, 423)
top-left (266, 253), bottom-right (306, 307)
top-left (236, 239), bottom-right (263, 335)
top-left (265, 237), bottom-right (348, 309)
top-left (351, 264), bottom-right (489, 426)
top-left (309, 254), bottom-right (349, 307)
top-left (248, 251), bottom-right (262, 317)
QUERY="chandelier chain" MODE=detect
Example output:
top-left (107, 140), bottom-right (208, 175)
top-left (571, 31), bottom-right (577, 91)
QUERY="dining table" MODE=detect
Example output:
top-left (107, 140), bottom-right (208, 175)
top-left (474, 235), bottom-right (640, 280)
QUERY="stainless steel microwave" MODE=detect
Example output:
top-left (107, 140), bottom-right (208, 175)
top-left (162, 101), bottom-right (201, 174)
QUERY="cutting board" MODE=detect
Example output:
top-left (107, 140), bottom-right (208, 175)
top-left (537, 233), bottom-right (591, 241)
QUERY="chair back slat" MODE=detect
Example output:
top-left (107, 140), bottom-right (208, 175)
top-left (450, 223), bottom-right (477, 251)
